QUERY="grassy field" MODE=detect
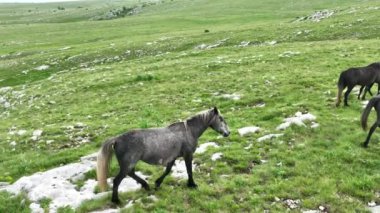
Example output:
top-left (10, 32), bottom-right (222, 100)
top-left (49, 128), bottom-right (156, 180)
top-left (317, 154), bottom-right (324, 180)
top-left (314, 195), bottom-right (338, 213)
top-left (0, 0), bottom-right (380, 212)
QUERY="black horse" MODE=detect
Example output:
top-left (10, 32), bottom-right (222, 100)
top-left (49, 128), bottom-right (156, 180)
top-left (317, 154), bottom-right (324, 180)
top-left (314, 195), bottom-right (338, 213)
top-left (361, 95), bottom-right (380, 147)
top-left (336, 62), bottom-right (380, 107)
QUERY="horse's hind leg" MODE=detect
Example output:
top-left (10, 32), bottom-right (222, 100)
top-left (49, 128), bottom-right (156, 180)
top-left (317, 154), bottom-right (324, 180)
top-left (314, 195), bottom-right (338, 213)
top-left (363, 121), bottom-right (379, 148)
top-left (155, 160), bottom-right (175, 188)
top-left (112, 164), bottom-right (129, 204)
top-left (344, 85), bottom-right (354, 106)
top-left (184, 154), bottom-right (197, 188)
top-left (358, 86), bottom-right (364, 99)
top-left (128, 168), bottom-right (150, 191)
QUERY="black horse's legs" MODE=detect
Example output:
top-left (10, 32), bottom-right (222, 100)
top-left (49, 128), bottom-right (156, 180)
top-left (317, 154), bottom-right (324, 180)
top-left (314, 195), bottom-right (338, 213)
top-left (363, 121), bottom-right (379, 148)
top-left (128, 168), bottom-right (150, 191)
top-left (184, 155), bottom-right (197, 188)
top-left (344, 85), bottom-right (354, 106)
top-left (362, 84), bottom-right (373, 100)
top-left (112, 163), bottom-right (130, 204)
top-left (377, 83), bottom-right (380, 95)
top-left (358, 86), bottom-right (364, 99)
top-left (155, 160), bottom-right (175, 188)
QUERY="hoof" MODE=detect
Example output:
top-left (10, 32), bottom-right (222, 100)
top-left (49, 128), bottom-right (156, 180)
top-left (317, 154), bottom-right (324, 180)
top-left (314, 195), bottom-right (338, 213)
top-left (187, 182), bottom-right (198, 188)
top-left (361, 142), bottom-right (369, 148)
top-left (111, 198), bottom-right (121, 204)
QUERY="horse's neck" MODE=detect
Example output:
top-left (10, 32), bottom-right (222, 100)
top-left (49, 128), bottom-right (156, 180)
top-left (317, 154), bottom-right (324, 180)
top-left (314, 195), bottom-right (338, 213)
top-left (186, 115), bottom-right (210, 141)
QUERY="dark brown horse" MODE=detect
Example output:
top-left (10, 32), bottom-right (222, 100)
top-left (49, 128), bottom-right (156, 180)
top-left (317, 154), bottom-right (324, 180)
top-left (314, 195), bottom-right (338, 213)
top-left (336, 62), bottom-right (380, 106)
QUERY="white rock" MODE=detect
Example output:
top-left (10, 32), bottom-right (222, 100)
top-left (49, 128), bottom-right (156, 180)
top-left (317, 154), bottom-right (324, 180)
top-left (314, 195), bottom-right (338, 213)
top-left (277, 112), bottom-right (316, 130)
top-left (211, 153), bottom-right (223, 161)
top-left (171, 160), bottom-right (195, 179)
top-left (35, 65), bottom-right (50, 71)
top-left (368, 201), bottom-right (376, 207)
top-left (220, 93), bottom-right (241, 100)
top-left (17, 130), bottom-right (27, 136)
top-left (369, 205), bottom-right (380, 213)
top-left (30, 203), bottom-right (44, 213)
top-left (31, 130), bottom-right (43, 141)
top-left (195, 142), bottom-right (219, 154)
top-left (244, 144), bottom-right (252, 150)
top-left (2, 152), bottom-right (148, 213)
top-left (10, 141), bottom-right (17, 146)
top-left (310, 122), bottom-right (320, 128)
top-left (257, 134), bottom-right (283, 142)
top-left (238, 126), bottom-right (260, 136)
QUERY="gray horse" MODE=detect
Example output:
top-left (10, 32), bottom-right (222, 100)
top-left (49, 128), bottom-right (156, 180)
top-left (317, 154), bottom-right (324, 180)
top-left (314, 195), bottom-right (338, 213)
top-left (97, 107), bottom-right (230, 203)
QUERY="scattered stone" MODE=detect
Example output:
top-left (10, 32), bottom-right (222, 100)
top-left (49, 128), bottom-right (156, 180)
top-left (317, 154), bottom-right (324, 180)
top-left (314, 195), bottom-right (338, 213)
top-left (369, 205), bottom-right (380, 213)
top-left (238, 126), bottom-right (260, 136)
top-left (211, 153), bottom-right (223, 161)
top-left (284, 199), bottom-right (300, 209)
top-left (30, 203), bottom-right (44, 213)
top-left (319, 206), bottom-right (326, 211)
top-left (171, 160), bottom-right (195, 179)
top-left (59, 46), bottom-right (71, 51)
top-left (195, 142), bottom-right (219, 154)
top-left (10, 141), bottom-right (17, 146)
top-left (368, 201), bottom-right (376, 207)
top-left (238, 41), bottom-right (250, 47)
top-left (294, 10), bottom-right (335, 22)
top-left (147, 195), bottom-right (159, 202)
top-left (257, 134), bottom-right (284, 142)
top-left (0, 182), bottom-right (10, 188)
top-left (302, 210), bottom-right (320, 213)
top-left (1, 152), bottom-right (148, 212)
top-left (17, 130), bottom-right (27, 136)
top-left (31, 130), bottom-right (43, 141)
top-left (74, 122), bottom-right (86, 129)
top-left (244, 144), bottom-right (252, 150)
top-left (220, 93), bottom-right (241, 100)
top-left (276, 112), bottom-right (316, 130)
top-left (195, 38), bottom-right (229, 50)
top-left (34, 65), bottom-right (50, 71)
top-left (310, 122), bottom-right (320, 128)
top-left (279, 51), bottom-right (301, 57)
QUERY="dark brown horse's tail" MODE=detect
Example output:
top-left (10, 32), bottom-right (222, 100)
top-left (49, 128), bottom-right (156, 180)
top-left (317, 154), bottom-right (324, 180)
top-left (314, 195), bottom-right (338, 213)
top-left (97, 138), bottom-right (116, 192)
top-left (336, 73), bottom-right (345, 107)
top-left (361, 98), bottom-right (376, 130)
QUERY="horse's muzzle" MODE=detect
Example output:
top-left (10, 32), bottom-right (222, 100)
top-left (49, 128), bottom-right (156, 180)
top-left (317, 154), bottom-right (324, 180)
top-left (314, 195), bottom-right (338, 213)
top-left (223, 131), bottom-right (230, 137)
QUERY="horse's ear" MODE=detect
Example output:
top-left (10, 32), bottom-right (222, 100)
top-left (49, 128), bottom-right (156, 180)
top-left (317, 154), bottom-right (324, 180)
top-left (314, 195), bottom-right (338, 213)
top-left (213, 107), bottom-right (219, 115)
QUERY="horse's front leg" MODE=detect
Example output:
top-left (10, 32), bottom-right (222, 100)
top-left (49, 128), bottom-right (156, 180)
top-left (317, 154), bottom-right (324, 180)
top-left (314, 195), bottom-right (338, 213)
top-left (184, 154), bottom-right (197, 188)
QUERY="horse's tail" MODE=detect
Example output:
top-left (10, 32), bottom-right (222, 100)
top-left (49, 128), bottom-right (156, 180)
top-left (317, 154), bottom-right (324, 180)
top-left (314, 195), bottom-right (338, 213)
top-left (361, 98), bottom-right (376, 130)
top-left (336, 73), bottom-right (345, 107)
top-left (97, 138), bottom-right (116, 192)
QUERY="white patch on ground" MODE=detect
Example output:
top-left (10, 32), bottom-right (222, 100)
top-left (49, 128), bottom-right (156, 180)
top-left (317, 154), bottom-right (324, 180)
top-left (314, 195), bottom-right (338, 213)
top-left (211, 153), bottom-right (223, 161)
top-left (244, 144), bottom-right (252, 150)
top-left (171, 160), bottom-right (195, 179)
top-left (59, 46), bottom-right (71, 50)
top-left (310, 122), bottom-right (320, 128)
top-left (195, 142), bottom-right (219, 154)
top-left (220, 93), bottom-right (241, 100)
top-left (279, 51), bottom-right (301, 57)
top-left (31, 129), bottom-right (43, 141)
top-left (276, 112), bottom-right (316, 130)
top-left (1, 152), bottom-right (148, 213)
top-left (369, 205), bottom-right (380, 213)
top-left (257, 134), bottom-right (283, 142)
top-left (302, 210), bottom-right (320, 213)
top-left (295, 9), bottom-right (335, 22)
top-left (362, 100), bottom-right (369, 109)
top-left (195, 38), bottom-right (229, 50)
top-left (30, 203), bottom-right (44, 213)
top-left (238, 126), bottom-right (260, 136)
top-left (284, 199), bottom-right (300, 209)
top-left (34, 65), bottom-right (50, 71)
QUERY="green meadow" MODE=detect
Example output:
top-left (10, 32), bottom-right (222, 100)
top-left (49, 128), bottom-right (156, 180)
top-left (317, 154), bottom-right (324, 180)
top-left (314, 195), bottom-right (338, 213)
top-left (0, 0), bottom-right (379, 212)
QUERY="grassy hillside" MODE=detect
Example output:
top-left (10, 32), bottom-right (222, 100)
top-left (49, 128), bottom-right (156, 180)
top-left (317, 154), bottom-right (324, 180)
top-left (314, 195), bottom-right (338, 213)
top-left (0, 0), bottom-right (379, 212)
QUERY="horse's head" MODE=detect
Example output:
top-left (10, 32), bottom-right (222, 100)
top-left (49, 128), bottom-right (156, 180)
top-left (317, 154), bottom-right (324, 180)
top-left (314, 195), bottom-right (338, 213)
top-left (209, 107), bottom-right (230, 137)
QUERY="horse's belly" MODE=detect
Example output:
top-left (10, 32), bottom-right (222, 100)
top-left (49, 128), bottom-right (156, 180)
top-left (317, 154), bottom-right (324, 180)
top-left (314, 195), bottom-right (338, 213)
top-left (141, 142), bottom-right (181, 166)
